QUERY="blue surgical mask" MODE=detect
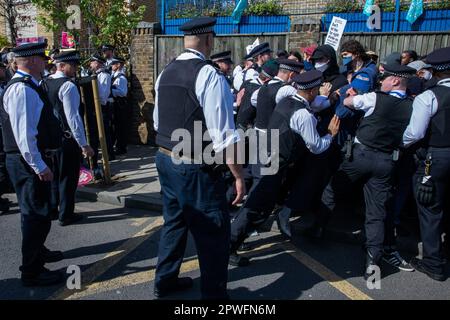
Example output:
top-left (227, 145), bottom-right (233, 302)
top-left (342, 56), bottom-right (353, 66)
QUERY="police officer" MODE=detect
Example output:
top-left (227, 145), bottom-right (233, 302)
top-left (109, 56), bottom-right (129, 155)
top-left (252, 59), bottom-right (303, 133)
top-left (236, 59), bottom-right (279, 131)
top-left (102, 44), bottom-right (115, 69)
top-left (229, 70), bottom-right (340, 266)
top-left (44, 51), bottom-right (94, 226)
top-left (89, 54), bottom-right (114, 173)
top-left (318, 63), bottom-right (416, 279)
top-left (403, 47), bottom-right (450, 281)
top-left (153, 17), bottom-right (245, 299)
top-left (233, 42), bottom-right (272, 92)
top-left (211, 51), bottom-right (233, 79)
top-left (0, 61), bottom-right (11, 214)
top-left (0, 42), bottom-right (64, 286)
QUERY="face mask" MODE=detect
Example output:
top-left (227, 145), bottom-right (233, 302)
top-left (314, 61), bottom-right (329, 72)
top-left (422, 70), bottom-right (432, 81)
top-left (342, 56), bottom-right (353, 66)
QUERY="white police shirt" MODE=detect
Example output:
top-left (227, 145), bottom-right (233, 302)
top-left (233, 66), bottom-right (259, 92)
top-left (403, 79), bottom-right (450, 147)
top-left (289, 94), bottom-right (333, 154)
top-left (96, 68), bottom-right (111, 106)
top-left (352, 90), bottom-right (407, 145)
top-left (2, 70), bottom-right (47, 174)
top-left (153, 48), bottom-right (240, 153)
top-left (250, 77), bottom-right (285, 108)
top-left (111, 70), bottom-right (128, 98)
top-left (49, 71), bottom-right (87, 148)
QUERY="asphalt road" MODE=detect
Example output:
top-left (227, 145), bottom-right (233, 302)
top-left (1, 194), bottom-right (449, 300)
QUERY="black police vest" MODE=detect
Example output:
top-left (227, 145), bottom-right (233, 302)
top-left (236, 80), bottom-right (262, 128)
top-left (155, 58), bottom-right (210, 159)
top-left (43, 76), bottom-right (74, 132)
top-left (425, 85), bottom-right (450, 147)
top-left (356, 92), bottom-right (413, 153)
top-left (0, 76), bottom-right (63, 153)
top-left (254, 80), bottom-right (285, 130)
top-left (267, 96), bottom-right (308, 167)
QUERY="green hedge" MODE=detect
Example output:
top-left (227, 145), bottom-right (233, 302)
top-left (325, 0), bottom-right (450, 13)
top-left (167, 0), bottom-right (283, 19)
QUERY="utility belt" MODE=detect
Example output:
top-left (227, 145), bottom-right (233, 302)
top-left (348, 140), bottom-right (401, 162)
top-left (158, 147), bottom-right (228, 176)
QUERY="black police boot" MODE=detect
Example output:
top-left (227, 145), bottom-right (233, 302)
top-left (0, 197), bottom-right (11, 214)
top-left (276, 206), bottom-right (292, 238)
top-left (229, 251), bottom-right (250, 267)
top-left (42, 247), bottom-right (64, 263)
top-left (305, 222), bottom-right (326, 240)
top-left (153, 277), bottom-right (193, 298)
top-left (410, 257), bottom-right (446, 282)
top-left (364, 251), bottom-right (381, 281)
top-left (21, 268), bottom-right (64, 287)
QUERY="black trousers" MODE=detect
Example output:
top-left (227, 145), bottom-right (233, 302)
top-left (0, 129), bottom-right (11, 196)
top-left (413, 147), bottom-right (450, 274)
top-left (318, 144), bottom-right (396, 262)
top-left (51, 137), bottom-right (81, 222)
top-left (155, 152), bottom-right (230, 300)
top-left (112, 98), bottom-right (130, 152)
top-left (230, 163), bottom-right (287, 251)
top-left (6, 153), bottom-right (53, 275)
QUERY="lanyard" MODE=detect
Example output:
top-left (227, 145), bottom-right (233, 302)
top-left (184, 49), bottom-right (205, 60)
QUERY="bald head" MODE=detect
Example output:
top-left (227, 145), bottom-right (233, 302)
top-left (184, 33), bottom-right (214, 58)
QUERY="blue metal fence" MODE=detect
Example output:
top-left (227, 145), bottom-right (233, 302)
top-left (323, 10), bottom-right (450, 33)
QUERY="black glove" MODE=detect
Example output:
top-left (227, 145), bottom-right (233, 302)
top-left (415, 175), bottom-right (435, 206)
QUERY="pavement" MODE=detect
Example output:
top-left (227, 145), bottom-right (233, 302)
top-left (1, 144), bottom-right (450, 300)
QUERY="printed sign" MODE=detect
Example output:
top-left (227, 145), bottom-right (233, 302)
top-left (324, 17), bottom-right (347, 51)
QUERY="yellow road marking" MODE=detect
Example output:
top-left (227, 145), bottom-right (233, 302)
top-left (49, 216), bottom-right (164, 300)
top-left (280, 242), bottom-right (373, 300)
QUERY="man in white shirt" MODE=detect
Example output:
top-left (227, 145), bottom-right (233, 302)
top-left (89, 54), bottom-right (114, 169)
top-left (44, 50), bottom-right (94, 226)
top-left (109, 57), bottom-right (129, 155)
top-left (0, 42), bottom-right (64, 286)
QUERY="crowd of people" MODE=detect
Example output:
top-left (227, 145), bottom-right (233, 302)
top-left (153, 17), bottom-right (450, 300)
top-left (0, 16), bottom-right (448, 299)
top-left (0, 42), bottom-right (130, 286)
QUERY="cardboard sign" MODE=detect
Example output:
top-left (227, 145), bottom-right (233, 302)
top-left (324, 17), bottom-right (347, 51)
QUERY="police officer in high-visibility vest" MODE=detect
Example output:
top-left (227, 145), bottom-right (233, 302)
top-left (403, 47), bottom-right (450, 282)
top-left (318, 63), bottom-right (416, 280)
top-left (44, 50), bottom-right (94, 226)
top-left (153, 17), bottom-right (245, 299)
top-left (0, 43), bottom-right (65, 286)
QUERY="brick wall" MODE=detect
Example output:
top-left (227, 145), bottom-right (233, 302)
top-left (129, 22), bottom-right (158, 145)
top-left (280, 0), bottom-right (327, 15)
top-left (288, 20), bottom-right (321, 51)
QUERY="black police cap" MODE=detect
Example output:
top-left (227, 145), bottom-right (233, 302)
top-left (425, 47), bottom-right (450, 72)
top-left (210, 51), bottom-right (233, 64)
top-left (292, 70), bottom-right (323, 90)
top-left (277, 58), bottom-right (304, 73)
top-left (54, 50), bottom-right (81, 64)
top-left (248, 42), bottom-right (272, 58)
top-left (381, 63), bottom-right (416, 78)
top-left (110, 56), bottom-right (125, 64)
top-left (89, 53), bottom-right (106, 64)
top-left (179, 17), bottom-right (216, 35)
top-left (102, 44), bottom-right (115, 52)
top-left (12, 42), bottom-right (48, 59)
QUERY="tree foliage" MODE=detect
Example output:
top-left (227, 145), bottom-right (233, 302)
top-left (31, 0), bottom-right (145, 52)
